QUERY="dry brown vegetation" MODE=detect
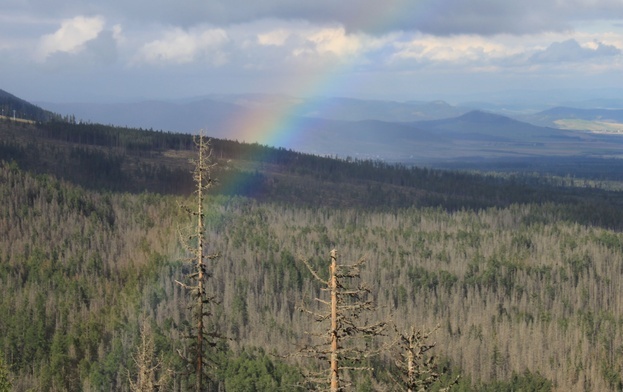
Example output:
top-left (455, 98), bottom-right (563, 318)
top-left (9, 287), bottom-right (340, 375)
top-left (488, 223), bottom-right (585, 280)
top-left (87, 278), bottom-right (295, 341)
top-left (200, 200), bottom-right (623, 391)
top-left (3, 118), bottom-right (623, 390)
top-left (4, 158), bottom-right (623, 390)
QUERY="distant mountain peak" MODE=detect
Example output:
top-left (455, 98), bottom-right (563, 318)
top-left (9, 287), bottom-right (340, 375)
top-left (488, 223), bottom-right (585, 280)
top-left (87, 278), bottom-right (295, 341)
top-left (458, 110), bottom-right (516, 123)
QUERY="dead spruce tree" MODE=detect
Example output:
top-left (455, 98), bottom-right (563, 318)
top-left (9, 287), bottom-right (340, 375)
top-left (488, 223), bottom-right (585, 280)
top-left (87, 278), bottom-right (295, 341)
top-left (299, 249), bottom-right (387, 392)
top-left (176, 135), bottom-right (221, 392)
top-left (129, 323), bottom-right (171, 392)
top-left (390, 325), bottom-right (457, 392)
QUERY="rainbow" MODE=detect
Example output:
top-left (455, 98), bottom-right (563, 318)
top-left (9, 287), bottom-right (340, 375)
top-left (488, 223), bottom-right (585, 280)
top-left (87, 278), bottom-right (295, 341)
top-left (211, 70), bottom-right (353, 196)
top-left (220, 72), bottom-right (352, 151)
top-left (216, 1), bottom-right (418, 148)
top-left (209, 6), bottom-right (417, 194)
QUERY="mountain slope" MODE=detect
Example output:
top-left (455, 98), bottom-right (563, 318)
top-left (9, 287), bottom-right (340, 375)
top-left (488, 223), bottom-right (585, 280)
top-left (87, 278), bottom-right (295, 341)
top-left (0, 89), bottom-right (59, 122)
top-left (291, 96), bottom-right (468, 122)
top-left (415, 110), bottom-right (573, 141)
top-left (41, 94), bottom-right (469, 126)
top-left (285, 110), bottom-right (623, 162)
top-left (4, 153), bottom-right (623, 390)
top-left (261, 116), bottom-right (448, 159)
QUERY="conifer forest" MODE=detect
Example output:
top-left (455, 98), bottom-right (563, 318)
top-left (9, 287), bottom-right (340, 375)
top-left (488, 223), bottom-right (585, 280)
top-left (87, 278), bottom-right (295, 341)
top-left (3, 117), bottom-right (623, 391)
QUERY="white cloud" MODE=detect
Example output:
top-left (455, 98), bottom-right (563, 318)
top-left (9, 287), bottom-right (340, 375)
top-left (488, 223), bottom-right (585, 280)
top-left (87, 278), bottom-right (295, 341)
top-left (254, 24), bottom-right (366, 58)
top-left (258, 29), bottom-right (290, 46)
top-left (391, 34), bottom-right (514, 65)
top-left (221, 23), bottom-right (378, 73)
top-left (132, 26), bottom-right (228, 65)
top-left (36, 16), bottom-right (105, 61)
top-left (381, 29), bottom-right (623, 76)
top-left (304, 27), bottom-right (362, 56)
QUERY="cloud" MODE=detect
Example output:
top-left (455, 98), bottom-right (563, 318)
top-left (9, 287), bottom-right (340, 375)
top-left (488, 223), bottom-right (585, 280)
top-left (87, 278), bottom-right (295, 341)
top-left (161, 22), bottom-right (378, 74)
top-left (132, 26), bottom-right (228, 65)
top-left (530, 39), bottom-right (621, 63)
top-left (36, 30), bottom-right (119, 72)
top-left (15, 0), bottom-right (623, 37)
top-left (6, 1), bottom-right (623, 103)
top-left (258, 29), bottom-right (291, 46)
top-left (293, 27), bottom-right (363, 58)
top-left (36, 16), bottom-right (105, 61)
top-left (391, 34), bottom-right (511, 65)
top-left (99, 0), bottom-right (623, 36)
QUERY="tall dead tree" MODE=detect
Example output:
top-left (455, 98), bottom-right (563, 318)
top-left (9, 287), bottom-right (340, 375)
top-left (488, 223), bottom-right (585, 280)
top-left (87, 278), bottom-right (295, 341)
top-left (176, 134), bottom-right (221, 392)
top-left (391, 325), bottom-right (457, 392)
top-left (299, 249), bottom-right (387, 391)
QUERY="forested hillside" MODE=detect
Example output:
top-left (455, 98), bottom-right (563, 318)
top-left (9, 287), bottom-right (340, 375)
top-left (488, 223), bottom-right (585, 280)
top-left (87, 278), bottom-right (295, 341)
top-left (3, 116), bottom-right (623, 390)
top-left (0, 89), bottom-right (60, 123)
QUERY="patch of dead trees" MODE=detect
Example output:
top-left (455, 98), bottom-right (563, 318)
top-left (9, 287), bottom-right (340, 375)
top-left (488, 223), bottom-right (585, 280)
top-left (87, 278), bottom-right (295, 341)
top-left (169, 134), bottom-right (455, 391)
top-left (298, 249), bottom-right (456, 391)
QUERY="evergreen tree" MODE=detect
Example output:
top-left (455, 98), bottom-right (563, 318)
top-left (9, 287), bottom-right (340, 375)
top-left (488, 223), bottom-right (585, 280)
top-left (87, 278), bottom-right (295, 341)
top-left (0, 356), bottom-right (11, 392)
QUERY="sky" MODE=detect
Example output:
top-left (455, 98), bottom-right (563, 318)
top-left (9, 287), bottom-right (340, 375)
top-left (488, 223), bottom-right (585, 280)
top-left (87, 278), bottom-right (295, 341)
top-left (2, 0), bottom-right (623, 104)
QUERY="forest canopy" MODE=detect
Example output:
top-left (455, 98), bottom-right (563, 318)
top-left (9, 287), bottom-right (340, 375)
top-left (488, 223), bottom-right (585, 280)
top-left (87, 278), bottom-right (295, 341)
top-left (2, 118), bottom-right (623, 390)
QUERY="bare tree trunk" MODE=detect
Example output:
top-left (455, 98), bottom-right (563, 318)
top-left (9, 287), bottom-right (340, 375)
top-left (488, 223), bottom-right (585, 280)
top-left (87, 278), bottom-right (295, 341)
top-left (330, 249), bottom-right (339, 392)
top-left (176, 134), bottom-right (221, 392)
top-left (195, 137), bottom-right (205, 392)
top-left (406, 335), bottom-right (414, 392)
top-left (195, 137), bottom-right (207, 392)
top-left (299, 249), bottom-right (386, 391)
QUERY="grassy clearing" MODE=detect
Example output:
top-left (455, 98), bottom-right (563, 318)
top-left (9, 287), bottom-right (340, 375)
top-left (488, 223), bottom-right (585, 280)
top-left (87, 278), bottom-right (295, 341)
top-left (555, 118), bottom-right (623, 134)
top-left (0, 115), bottom-right (36, 124)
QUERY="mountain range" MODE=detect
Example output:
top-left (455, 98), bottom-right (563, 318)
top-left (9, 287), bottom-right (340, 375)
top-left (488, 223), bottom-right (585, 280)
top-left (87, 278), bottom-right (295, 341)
top-left (7, 90), bottom-right (622, 164)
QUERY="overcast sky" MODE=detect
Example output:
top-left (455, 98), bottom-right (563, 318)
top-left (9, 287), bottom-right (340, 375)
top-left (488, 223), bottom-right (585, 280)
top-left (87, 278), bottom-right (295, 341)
top-left (2, 1), bottom-right (623, 103)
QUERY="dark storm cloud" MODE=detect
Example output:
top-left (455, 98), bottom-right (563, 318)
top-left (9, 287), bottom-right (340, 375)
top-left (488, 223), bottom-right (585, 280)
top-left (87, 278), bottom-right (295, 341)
top-left (14, 0), bottom-right (623, 36)
top-left (128, 0), bottom-right (623, 35)
top-left (173, 0), bottom-right (623, 35)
